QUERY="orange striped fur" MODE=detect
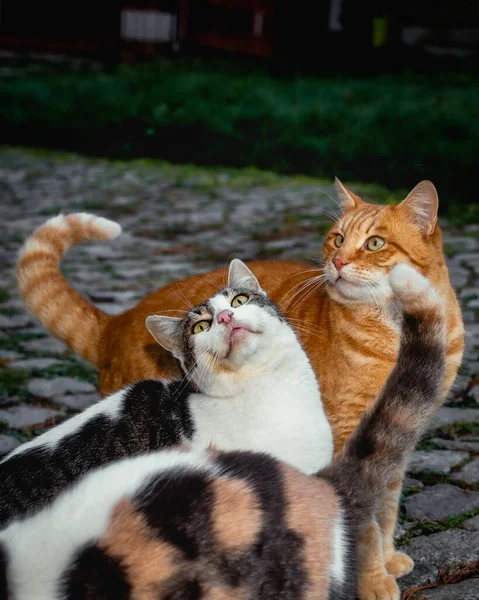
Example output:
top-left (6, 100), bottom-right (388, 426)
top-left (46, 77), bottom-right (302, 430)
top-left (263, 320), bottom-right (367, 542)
top-left (17, 181), bottom-right (464, 600)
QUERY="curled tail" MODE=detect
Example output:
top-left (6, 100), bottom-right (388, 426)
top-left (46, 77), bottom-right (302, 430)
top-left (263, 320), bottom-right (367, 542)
top-left (17, 213), bottom-right (121, 366)
top-left (322, 264), bottom-right (447, 523)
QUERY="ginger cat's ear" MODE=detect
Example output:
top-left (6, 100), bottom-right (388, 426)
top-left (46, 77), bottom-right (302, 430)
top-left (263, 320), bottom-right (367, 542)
top-left (228, 259), bottom-right (264, 294)
top-left (400, 180), bottom-right (438, 236)
top-left (334, 177), bottom-right (365, 211)
top-left (145, 315), bottom-right (183, 358)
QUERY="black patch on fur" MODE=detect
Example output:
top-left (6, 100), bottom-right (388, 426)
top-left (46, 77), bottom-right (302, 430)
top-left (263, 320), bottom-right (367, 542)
top-left (0, 379), bottom-right (195, 526)
top-left (162, 577), bottom-right (202, 600)
top-left (62, 544), bottom-right (130, 600)
top-left (136, 470), bottom-right (213, 560)
top-left (0, 542), bottom-right (9, 600)
top-left (215, 451), bottom-right (308, 598)
top-left (216, 451), bottom-right (286, 517)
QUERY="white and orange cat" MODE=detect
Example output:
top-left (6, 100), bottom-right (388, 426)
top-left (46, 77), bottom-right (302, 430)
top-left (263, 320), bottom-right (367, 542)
top-left (17, 179), bottom-right (464, 600)
top-left (1, 264), bottom-right (447, 600)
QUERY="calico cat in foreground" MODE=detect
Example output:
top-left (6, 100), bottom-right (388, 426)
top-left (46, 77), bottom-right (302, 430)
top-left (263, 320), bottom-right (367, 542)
top-left (17, 180), bottom-right (464, 600)
top-left (0, 259), bottom-right (332, 528)
top-left (0, 264), bottom-right (446, 600)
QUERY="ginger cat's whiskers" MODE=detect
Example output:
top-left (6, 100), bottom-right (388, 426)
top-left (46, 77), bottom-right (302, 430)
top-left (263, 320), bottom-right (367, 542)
top-left (276, 270), bottom-right (323, 307)
top-left (287, 275), bottom-right (329, 311)
top-left (284, 317), bottom-right (323, 334)
top-left (283, 274), bottom-right (326, 308)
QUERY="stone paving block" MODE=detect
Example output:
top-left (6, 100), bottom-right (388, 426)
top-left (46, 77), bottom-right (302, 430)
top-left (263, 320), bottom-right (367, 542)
top-left (0, 434), bottom-right (20, 455)
top-left (0, 405), bottom-right (63, 429)
top-left (431, 437), bottom-right (479, 453)
top-left (27, 377), bottom-right (96, 398)
top-left (404, 484), bottom-right (479, 521)
top-left (10, 358), bottom-right (63, 370)
top-left (21, 337), bottom-right (69, 355)
top-left (407, 450), bottom-right (469, 475)
top-left (403, 476), bottom-right (425, 491)
top-left (451, 457), bottom-right (479, 486)
top-left (462, 515), bottom-right (479, 531)
top-left (415, 578), bottom-right (479, 600)
top-left (430, 407), bottom-right (479, 428)
top-left (468, 384), bottom-right (479, 403)
top-left (0, 350), bottom-right (25, 362)
top-left (399, 530), bottom-right (479, 590)
top-left (0, 314), bottom-right (34, 329)
top-left (449, 374), bottom-right (471, 395)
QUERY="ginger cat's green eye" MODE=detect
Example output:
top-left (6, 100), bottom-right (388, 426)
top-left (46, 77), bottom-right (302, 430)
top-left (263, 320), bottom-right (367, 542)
top-left (192, 320), bottom-right (211, 334)
top-left (334, 234), bottom-right (344, 248)
top-left (366, 236), bottom-right (385, 251)
top-left (231, 294), bottom-right (249, 308)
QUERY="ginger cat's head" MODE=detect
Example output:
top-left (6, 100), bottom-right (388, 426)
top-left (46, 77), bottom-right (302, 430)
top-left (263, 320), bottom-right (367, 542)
top-left (145, 259), bottom-right (300, 394)
top-left (323, 179), bottom-right (441, 306)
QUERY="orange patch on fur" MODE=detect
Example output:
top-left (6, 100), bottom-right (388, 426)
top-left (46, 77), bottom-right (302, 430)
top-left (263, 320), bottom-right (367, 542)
top-left (100, 498), bottom-right (180, 600)
top-left (388, 406), bottom-right (420, 432)
top-left (357, 521), bottom-right (399, 600)
top-left (210, 477), bottom-right (262, 551)
top-left (282, 464), bottom-right (341, 600)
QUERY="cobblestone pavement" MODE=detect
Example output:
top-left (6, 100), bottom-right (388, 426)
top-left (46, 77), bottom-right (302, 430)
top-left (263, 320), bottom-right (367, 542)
top-left (1, 147), bottom-right (478, 598)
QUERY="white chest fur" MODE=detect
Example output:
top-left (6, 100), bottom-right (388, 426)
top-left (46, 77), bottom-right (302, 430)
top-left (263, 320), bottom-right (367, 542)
top-left (189, 354), bottom-right (333, 475)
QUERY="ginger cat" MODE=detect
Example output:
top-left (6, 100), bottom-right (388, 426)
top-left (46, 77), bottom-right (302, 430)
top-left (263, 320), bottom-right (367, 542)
top-left (17, 180), bottom-right (464, 600)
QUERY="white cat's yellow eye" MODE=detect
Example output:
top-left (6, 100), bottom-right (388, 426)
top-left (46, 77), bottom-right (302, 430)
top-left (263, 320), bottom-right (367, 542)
top-left (192, 320), bottom-right (211, 334)
top-left (366, 236), bottom-right (385, 251)
top-left (334, 234), bottom-right (344, 248)
top-left (231, 294), bottom-right (249, 308)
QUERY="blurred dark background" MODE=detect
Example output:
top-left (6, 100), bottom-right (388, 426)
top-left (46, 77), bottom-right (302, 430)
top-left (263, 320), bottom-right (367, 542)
top-left (1, 0), bottom-right (478, 217)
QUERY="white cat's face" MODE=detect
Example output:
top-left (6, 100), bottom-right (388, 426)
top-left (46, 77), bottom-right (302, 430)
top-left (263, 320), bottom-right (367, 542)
top-left (146, 259), bottom-right (296, 393)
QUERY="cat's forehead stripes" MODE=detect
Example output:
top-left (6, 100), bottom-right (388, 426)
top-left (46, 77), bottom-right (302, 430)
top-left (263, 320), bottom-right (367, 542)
top-left (338, 206), bottom-right (385, 236)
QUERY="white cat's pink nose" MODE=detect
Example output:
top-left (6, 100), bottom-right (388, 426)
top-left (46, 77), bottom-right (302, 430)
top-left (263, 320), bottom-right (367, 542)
top-left (217, 309), bottom-right (234, 324)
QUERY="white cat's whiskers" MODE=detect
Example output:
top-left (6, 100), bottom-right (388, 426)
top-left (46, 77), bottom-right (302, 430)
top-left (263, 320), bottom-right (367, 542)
top-left (285, 317), bottom-right (323, 335)
top-left (204, 275), bottom-right (223, 292)
top-left (195, 349), bottom-right (216, 392)
top-left (172, 284), bottom-right (195, 310)
top-left (286, 321), bottom-right (324, 340)
top-left (173, 347), bottom-right (213, 399)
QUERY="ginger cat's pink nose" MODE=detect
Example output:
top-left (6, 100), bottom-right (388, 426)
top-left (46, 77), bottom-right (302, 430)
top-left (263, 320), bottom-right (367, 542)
top-left (217, 309), bottom-right (234, 324)
top-left (333, 257), bottom-right (349, 271)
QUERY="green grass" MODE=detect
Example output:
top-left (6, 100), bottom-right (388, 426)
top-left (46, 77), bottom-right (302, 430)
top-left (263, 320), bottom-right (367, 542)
top-left (41, 362), bottom-right (98, 386)
top-left (1, 59), bottom-right (478, 210)
top-left (436, 422), bottom-right (479, 438)
top-left (0, 368), bottom-right (29, 400)
top-left (398, 509), bottom-right (479, 546)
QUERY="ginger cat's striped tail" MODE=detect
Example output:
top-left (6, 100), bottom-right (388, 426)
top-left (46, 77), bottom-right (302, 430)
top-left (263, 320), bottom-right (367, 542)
top-left (323, 264), bottom-right (447, 523)
top-left (17, 213), bottom-right (121, 365)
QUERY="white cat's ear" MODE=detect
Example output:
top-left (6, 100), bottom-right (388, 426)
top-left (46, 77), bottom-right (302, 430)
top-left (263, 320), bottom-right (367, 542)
top-left (335, 177), bottom-right (365, 211)
top-left (228, 259), bottom-right (263, 294)
top-left (400, 180), bottom-right (438, 236)
top-left (145, 315), bottom-right (183, 358)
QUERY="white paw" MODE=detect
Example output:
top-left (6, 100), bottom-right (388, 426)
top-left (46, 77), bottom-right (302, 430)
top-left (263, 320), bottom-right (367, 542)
top-left (388, 264), bottom-right (429, 296)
